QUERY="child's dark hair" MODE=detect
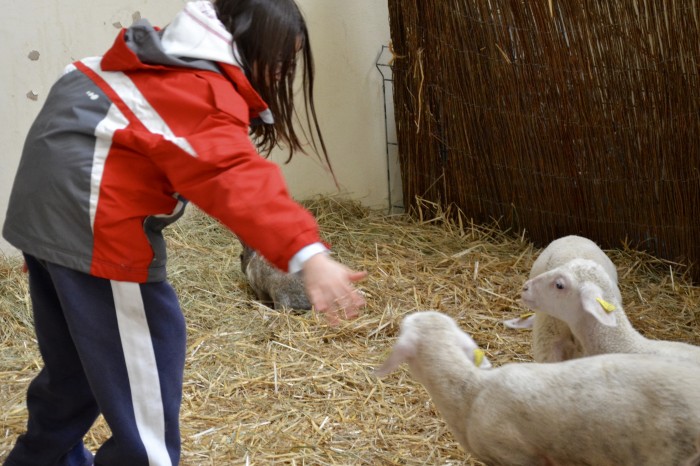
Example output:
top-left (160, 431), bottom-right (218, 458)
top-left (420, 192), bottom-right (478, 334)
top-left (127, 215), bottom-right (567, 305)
top-left (215, 0), bottom-right (333, 176)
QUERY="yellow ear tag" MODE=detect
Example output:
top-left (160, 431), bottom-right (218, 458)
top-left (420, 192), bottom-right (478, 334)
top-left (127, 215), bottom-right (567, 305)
top-left (596, 297), bottom-right (616, 313)
top-left (519, 312), bottom-right (534, 319)
top-left (473, 348), bottom-right (485, 367)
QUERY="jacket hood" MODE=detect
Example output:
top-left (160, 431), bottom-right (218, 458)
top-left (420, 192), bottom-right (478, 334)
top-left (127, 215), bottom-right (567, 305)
top-left (160, 0), bottom-right (240, 67)
top-left (101, 0), bottom-right (273, 123)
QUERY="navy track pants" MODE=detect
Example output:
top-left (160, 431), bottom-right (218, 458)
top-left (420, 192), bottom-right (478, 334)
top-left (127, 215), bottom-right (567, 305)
top-left (4, 255), bottom-right (186, 466)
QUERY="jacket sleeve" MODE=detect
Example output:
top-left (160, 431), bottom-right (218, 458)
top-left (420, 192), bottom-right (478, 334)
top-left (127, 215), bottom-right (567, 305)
top-left (143, 82), bottom-right (322, 272)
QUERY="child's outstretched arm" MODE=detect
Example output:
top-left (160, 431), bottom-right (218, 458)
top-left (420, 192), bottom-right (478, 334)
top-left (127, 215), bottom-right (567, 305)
top-left (301, 253), bottom-right (367, 326)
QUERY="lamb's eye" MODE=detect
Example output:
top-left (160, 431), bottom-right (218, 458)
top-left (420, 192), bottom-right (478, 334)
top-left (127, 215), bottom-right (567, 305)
top-left (555, 281), bottom-right (564, 290)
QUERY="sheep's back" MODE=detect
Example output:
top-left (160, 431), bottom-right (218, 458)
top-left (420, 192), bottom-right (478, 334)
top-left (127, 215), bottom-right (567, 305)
top-left (530, 235), bottom-right (618, 284)
top-left (465, 354), bottom-right (700, 465)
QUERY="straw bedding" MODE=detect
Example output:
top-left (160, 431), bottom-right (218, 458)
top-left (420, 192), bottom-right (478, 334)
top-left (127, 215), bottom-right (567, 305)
top-left (1, 196), bottom-right (698, 465)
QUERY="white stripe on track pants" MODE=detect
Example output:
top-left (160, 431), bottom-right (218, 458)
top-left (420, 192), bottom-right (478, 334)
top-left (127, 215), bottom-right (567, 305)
top-left (4, 254), bottom-right (185, 466)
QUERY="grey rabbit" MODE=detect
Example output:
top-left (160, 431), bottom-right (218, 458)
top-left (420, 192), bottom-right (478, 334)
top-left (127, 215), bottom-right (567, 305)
top-left (239, 241), bottom-right (312, 311)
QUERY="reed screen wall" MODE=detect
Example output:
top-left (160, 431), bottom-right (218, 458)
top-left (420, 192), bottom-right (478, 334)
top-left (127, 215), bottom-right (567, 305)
top-left (388, 1), bottom-right (700, 280)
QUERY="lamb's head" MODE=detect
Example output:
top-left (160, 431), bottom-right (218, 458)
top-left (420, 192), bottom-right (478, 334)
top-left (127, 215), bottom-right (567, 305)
top-left (374, 311), bottom-right (492, 379)
top-left (521, 258), bottom-right (620, 327)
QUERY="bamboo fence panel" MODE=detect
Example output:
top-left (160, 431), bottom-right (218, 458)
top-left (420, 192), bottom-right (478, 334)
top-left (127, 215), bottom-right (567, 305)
top-left (388, 0), bottom-right (700, 281)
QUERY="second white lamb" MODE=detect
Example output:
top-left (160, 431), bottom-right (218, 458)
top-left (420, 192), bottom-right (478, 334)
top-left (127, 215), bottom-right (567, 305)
top-left (506, 234), bottom-right (619, 362)
top-left (521, 257), bottom-right (700, 364)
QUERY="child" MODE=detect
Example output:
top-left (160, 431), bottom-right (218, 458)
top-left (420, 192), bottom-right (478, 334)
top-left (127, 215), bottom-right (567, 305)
top-left (2, 1), bottom-right (366, 465)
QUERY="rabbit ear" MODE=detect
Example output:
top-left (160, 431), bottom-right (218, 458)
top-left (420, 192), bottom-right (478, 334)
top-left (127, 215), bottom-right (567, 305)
top-left (580, 282), bottom-right (617, 327)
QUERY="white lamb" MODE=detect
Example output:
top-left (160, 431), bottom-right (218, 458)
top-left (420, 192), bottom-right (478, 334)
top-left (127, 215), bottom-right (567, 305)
top-left (521, 257), bottom-right (700, 364)
top-left (505, 235), bottom-right (619, 362)
top-left (375, 310), bottom-right (700, 465)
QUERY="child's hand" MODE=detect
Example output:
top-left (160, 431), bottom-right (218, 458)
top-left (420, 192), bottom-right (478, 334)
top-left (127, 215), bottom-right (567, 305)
top-left (301, 253), bottom-right (367, 326)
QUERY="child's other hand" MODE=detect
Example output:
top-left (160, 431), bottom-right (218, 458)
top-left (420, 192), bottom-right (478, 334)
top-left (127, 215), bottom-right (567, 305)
top-left (301, 253), bottom-right (367, 326)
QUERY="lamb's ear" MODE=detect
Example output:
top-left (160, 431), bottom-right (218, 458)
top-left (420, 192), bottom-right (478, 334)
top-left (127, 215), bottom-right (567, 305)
top-left (580, 282), bottom-right (617, 327)
top-left (472, 348), bottom-right (493, 369)
top-left (456, 331), bottom-right (492, 368)
top-left (374, 340), bottom-right (416, 378)
top-left (503, 313), bottom-right (535, 329)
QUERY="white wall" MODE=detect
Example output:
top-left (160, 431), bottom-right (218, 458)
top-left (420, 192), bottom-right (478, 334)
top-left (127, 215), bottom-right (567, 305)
top-left (0, 0), bottom-right (393, 256)
top-left (271, 1), bottom-right (397, 208)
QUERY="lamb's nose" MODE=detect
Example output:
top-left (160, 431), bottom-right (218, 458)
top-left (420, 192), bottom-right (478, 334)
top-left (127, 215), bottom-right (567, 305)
top-left (522, 284), bottom-right (529, 292)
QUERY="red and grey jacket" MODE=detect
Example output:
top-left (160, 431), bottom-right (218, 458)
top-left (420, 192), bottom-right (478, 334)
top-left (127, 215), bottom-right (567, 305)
top-left (2, 1), bottom-right (323, 283)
